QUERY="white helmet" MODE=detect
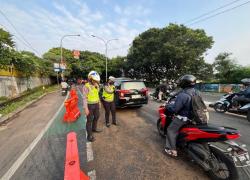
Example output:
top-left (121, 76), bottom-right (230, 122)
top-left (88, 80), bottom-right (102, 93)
top-left (108, 76), bottom-right (115, 82)
top-left (88, 71), bottom-right (100, 82)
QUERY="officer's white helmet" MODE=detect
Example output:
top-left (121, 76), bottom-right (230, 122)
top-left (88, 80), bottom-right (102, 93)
top-left (108, 76), bottom-right (115, 82)
top-left (88, 71), bottom-right (100, 82)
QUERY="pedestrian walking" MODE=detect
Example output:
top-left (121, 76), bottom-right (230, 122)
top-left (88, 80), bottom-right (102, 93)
top-left (102, 76), bottom-right (117, 127)
top-left (82, 71), bottom-right (102, 142)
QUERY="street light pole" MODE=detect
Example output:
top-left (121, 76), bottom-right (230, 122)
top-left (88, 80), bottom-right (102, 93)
top-left (91, 35), bottom-right (118, 82)
top-left (60, 34), bottom-right (80, 81)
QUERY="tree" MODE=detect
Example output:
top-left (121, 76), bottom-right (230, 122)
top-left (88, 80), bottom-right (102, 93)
top-left (109, 56), bottom-right (126, 77)
top-left (213, 52), bottom-right (238, 83)
top-left (43, 48), bottom-right (107, 79)
top-left (126, 24), bottom-right (214, 82)
top-left (43, 47), bottom-right (76, 78)
top-left (224, 66), bottom-right (250, 83)
top-left (0, 28), bottom-right (15, 69)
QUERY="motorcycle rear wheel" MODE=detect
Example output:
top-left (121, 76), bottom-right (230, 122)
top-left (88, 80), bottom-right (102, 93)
top-left (157, 118), bottom-right (166, 138)
top-left (214, 103), bottom-right (227, 113)
top-left (208, 146), bottom-right (238, 180)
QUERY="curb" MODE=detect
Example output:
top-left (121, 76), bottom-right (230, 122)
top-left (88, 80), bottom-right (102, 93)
top-left (0, 90), bottom-right (59, 125)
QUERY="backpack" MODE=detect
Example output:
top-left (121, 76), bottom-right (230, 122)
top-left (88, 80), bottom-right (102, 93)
top-left (185, 91), bottom-right (209, 125)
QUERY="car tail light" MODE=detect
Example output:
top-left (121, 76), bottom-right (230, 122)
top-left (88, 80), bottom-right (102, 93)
top-left (118, 90), bottom-right (131, 98)
top-left (140, 88), bottom-right (148, 96)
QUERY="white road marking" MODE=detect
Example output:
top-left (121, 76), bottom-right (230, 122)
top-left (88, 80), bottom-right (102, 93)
top-left (88, 170), bottom-right (96, 180)
top-left (77, 87), bottom-right (94, 162)
top-left (0, 93), bottom-right (68, 180)
top-left (86, 142), bottom-right (94, 162)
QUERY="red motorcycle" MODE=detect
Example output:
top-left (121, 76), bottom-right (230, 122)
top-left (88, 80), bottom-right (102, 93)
top-left (157, 101), bottom-right (250, 180)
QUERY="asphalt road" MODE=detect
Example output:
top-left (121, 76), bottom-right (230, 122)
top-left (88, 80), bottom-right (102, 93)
top-left (1, 90), bottom-right (250, 180)
top-left (0, 90), bottom-right (88, 180)
top-left (91, 94), bottom-right (250, 180)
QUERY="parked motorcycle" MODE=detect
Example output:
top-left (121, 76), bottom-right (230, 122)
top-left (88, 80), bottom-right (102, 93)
top-left (213, 93), bottom-right (250, 122)
top-left (61, 88), bottom-right (67, 96)
top-left (157, 100), bottom-right (250, 179)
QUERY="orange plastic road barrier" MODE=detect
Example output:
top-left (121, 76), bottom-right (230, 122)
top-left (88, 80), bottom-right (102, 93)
top-left (71, 97), bottom-right (81, 118)
top-left (63, 98), bottom-right (81, 122)
top-left (64, 132), bottom-right (90, 180)
top-left (70, 89), bottom-right (77, 98)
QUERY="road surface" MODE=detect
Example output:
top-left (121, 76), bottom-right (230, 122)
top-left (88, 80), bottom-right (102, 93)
top-left (0, 90), bottom-right (88, 180)
top-left (91, 95), bottom-right (250, 180)
top-left (1, 90), bottom-right (250, 180)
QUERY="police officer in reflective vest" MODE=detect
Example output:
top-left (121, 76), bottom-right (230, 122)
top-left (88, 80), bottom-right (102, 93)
top-left (102, 76), bottom-right (117, 127)
top-left (83, 71), bottom-right (102, 142)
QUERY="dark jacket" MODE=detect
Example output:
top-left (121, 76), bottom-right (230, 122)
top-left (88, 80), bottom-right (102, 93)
top-left (167, 87), bottom-right (197, 119)
top-left (237, 86), bottom-right (250, 98)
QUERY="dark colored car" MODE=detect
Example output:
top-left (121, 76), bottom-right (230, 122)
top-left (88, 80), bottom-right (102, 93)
top-left (114, 78), bottom-right (148, 108)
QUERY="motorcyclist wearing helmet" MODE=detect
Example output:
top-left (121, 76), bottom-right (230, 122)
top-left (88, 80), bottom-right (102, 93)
top-left (232, 78), bottom-right (250, 108)
top-left (165, 75), bottom-right (198, 157)
top-left (102, 76), bottom-right (117, 127)
top-left (82, 71), bottom-right (102, 142)
top-left (157, 79), bottom-right (167, 102)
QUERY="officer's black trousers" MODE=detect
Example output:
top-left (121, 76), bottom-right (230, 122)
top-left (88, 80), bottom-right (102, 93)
top-left (86, 103), bottom-right (100, 137)
top-left (102, 101), bottom-right (116, 124)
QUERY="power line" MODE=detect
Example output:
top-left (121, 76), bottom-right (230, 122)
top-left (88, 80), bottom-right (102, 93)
top-left (187, 0), bottom-right (250, 26)
top-left (0, 23), bottom-right (33, 51)
top-left (0, 9), bottom-right (41, 56)
top-left (184, 0), bottom-right (242, 24)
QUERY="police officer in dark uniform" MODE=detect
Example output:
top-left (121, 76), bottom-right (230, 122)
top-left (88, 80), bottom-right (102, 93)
top-left (165, 75), bottom-right (198, 157)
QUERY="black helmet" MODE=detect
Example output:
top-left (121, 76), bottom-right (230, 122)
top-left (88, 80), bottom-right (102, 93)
top-left (178, 75), bottom-right (197, 88)
top-left (241, 78), bottom-right (250, 86)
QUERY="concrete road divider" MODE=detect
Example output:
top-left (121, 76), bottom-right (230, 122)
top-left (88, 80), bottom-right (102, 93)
top-left (64, 132), bottom-right (89, 180)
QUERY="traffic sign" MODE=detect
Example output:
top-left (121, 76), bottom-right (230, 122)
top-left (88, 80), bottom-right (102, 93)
top-left (73, 50), bottom-right (80, 59)
top-left (54, 63), bottom-right (60, 72)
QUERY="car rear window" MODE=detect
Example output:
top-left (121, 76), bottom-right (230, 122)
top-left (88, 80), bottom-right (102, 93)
top-left (121, 81), bottom-right (146, 90)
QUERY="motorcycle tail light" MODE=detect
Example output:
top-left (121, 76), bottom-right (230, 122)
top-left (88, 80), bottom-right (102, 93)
top-left (226, 134), bottom-right (240, 140)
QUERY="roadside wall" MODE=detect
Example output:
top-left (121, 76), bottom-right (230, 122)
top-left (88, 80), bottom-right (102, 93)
top-left (0, 76), bottom-right (51, 97)
top-left (196, 83), bottom-right (243, 93)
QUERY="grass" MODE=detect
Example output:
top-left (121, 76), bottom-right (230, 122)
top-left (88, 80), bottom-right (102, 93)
top-left (0, 85), bottom-right (59, 116)
top-left (0, 96), bottom-right (8, 104)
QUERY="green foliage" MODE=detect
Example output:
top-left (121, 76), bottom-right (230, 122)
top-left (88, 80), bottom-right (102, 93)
top-left (109, 56), bottom-right (126, 77)
top-left (0, 28), bottom-right (14, 48)
top-left (213, 52), bottom-right (238, 82)
top-left (126, 24), bottom-right (214, 82)
top-left (0, 28), bottom-right (15, 69)
top-left (43, 48), bottom-right (109, 79)
top-left (212, 52), bottom-right (250, 83)
top-left (224, 66), bottom-right (250, 83)
top-left (0, 28), bottom-right (53, 78)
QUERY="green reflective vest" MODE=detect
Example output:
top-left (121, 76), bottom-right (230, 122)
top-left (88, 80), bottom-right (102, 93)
top-left (85, 83), bottom-right (100, 104)
top-left (102, 84), bottom-right (115, 102)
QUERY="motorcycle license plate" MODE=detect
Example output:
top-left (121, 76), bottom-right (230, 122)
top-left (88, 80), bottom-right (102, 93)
top-left (232, 153), bottom-right (250, 167)
top-left (131, 95), bottom-right (141, 99)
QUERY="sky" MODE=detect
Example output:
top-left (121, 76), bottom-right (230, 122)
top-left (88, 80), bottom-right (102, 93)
top-left (0, 0), bottom-right (250, 65)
